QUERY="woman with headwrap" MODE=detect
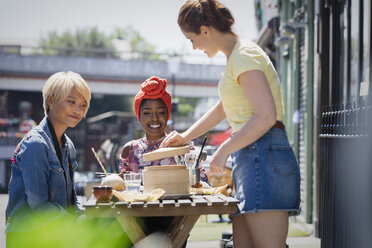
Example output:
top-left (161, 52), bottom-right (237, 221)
top-left (119, 76), bottom-right (206, 246)
top-left (120, 76), bottom-right (207, 181)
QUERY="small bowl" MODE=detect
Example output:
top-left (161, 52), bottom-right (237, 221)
top-left (93, 186), bottom-right (113, 203)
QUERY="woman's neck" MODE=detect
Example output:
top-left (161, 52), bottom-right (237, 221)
top-left (219, 33), bottom-right (238, 60)
top-left (144, 134), bottom-right (166, 143)
top-left (48, 117), bottom-right (66, 146)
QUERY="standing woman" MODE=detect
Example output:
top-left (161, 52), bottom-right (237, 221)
top-left (161, 0), bottom-right (300, 247)
top-left (6, 72), bottom-right (91, 243)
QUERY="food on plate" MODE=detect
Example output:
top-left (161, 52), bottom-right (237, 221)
top-left (112, 188), bottom-right (166, 202)
top-left (101, 174), bottom-right (125, 191)
top-left (191, 182), bottom-right (203, 188)
top-left (214, 185), bottom-right (228, 194)
top-left (190, 184), bottom-right (228, 195)
top-left (149, 188), bottom-right (166, 202)
top-left (113, 191), bottom-right (147, 202)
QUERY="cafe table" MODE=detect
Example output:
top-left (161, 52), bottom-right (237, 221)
top-left (83, 194), bottom-right (239, 248)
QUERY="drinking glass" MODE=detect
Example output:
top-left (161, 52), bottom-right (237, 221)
top-left (123, 173), bottom-right (142, 192)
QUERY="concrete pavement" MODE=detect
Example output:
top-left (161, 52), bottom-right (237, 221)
top-left (186, 237), bottom-right (321, 248)
top-left (1, 194), bottom-right (6, 248)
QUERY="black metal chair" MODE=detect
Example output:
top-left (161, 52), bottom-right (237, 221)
top-left (219, 228), bottom-right (233, 247)
top-left (220, 230), bottom-right (289, 248)
top-left (225, 240), bottom-right (233, 248)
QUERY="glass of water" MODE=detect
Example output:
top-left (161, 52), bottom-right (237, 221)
top-left (124, 173), bottom-right (142, 192)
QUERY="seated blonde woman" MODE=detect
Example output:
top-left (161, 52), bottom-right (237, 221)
top-left (6, 71), bottom-right (91, 246)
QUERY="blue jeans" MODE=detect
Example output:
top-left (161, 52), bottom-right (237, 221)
top-left (231, 128), bottom-right (301, 216)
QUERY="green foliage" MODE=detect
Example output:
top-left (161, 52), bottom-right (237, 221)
top-left (6, 210), bottom-right (131, 248)
top-left (39, 25), bottom-right (161, 60)
top-left (174, 97), bottom-right (199, 117)
top-left (112, 25), bottom-right (162, 60)
top-left (40, 27), bottom-right (118, 58)
top-left (177, 103), bottom-right (193, 117)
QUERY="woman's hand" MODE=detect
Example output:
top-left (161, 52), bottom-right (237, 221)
top-left (119, 169), bottom-right (131, 179)
top-left (160, 131), bottom-right (188, 147)
top-left (209, 149), bottom-right (229, 174)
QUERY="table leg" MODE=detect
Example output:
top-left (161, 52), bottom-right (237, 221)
top-left (167, 215), bottom-right (200, 248)
top-left (115, 216), bottom-right (148, 246)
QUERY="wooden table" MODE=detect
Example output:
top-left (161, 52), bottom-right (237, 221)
top-left (84, 194), bottom-right (239, 248)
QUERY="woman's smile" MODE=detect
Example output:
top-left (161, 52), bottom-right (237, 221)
top-left (139, 99), bottom-right (168, 141)
top-left (149, 123), bottom-right (161, 129)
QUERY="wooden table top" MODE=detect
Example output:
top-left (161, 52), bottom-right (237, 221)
top-left (84, 194), bottom-right (239, 217)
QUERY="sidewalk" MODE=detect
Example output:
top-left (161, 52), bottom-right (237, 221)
top-left (0, 194), bottom-right (6, 248)
top-left (186, 236), bottom-right (321, 248)
top-left (186, 214), bottom-right (320, 248)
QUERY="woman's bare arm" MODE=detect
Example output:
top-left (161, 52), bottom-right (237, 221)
top-left (160, 100), bottom-right (226, 147)
top-left (209, 70), bottom-right (276, 172)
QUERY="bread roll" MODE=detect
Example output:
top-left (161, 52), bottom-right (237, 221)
top-left (101, 174), bottom-right (125, 191)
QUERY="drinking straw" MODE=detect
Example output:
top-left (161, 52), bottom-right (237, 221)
top-left (195, 136), bottom-right (208, 169)
top-left (91, 147), bottom-right (108, 176)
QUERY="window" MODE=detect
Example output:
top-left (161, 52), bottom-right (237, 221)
top-left (361, 0), bottom-right (371, 97)
top-left (349, 0), bottom-right (360, 100)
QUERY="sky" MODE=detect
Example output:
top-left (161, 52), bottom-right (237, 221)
top-left (0, 0), bottom-right (258, 62)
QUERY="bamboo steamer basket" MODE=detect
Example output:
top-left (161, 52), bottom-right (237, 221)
top-left (143, 165), bottom-right (190, 196)
top-left (143, 146), bottom-right (190, 161)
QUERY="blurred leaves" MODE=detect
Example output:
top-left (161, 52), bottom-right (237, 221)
top-left (112, 25), bottom-right (161, 60)
top-left (175, 97), bottom-right (199, 117)
top-left (40, 27), bottom-right (118, 58)
top-left (7, 209), bottom-right (131, 248)
top-left (39, 25), bottom-right (161, 60)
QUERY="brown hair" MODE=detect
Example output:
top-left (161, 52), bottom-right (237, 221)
top-left (178, 0), bottom-right (235, 34)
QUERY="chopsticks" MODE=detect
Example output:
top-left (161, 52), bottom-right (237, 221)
top-left (91, 147), bottom-right (108, 176)
top-left (95, 172), bottom-right (113, 177)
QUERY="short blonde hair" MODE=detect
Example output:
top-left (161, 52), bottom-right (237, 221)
top-left (42, 71), bottom-right (91, 116)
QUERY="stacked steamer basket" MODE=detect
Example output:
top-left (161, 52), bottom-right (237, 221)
top-left (142, 165), bottom-right (190, 195)
top-left (142, 146), bottom-right (190, 196)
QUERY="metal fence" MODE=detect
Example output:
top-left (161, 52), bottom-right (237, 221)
top-left (319, 100), bottom-right (372, 248)
top-left (320, 100), bottom-right (369, 137)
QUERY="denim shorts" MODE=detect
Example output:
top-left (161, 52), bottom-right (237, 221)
top-left (231, 128), bottom-right (301, 216)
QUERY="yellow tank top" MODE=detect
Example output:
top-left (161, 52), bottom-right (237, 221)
top-left (218, 39), bottom-right (284, 133)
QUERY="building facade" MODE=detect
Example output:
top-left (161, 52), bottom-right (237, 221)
top-left (0, 52), bottom-right (224, 192)
top-left (256, 0), bottom-right (372, 247)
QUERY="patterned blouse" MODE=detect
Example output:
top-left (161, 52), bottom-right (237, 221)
top-left (120, 136), bottom-right (208, 182)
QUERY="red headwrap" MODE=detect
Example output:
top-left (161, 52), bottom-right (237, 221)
top-left (134, 76), bottom-right (172, 120)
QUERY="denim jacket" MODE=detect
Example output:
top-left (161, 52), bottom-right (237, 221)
top-left (6, 117), bottom-right (81, 233)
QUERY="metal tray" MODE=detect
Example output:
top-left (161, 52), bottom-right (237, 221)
top-left (160, 194), bottom-right (193, 200)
